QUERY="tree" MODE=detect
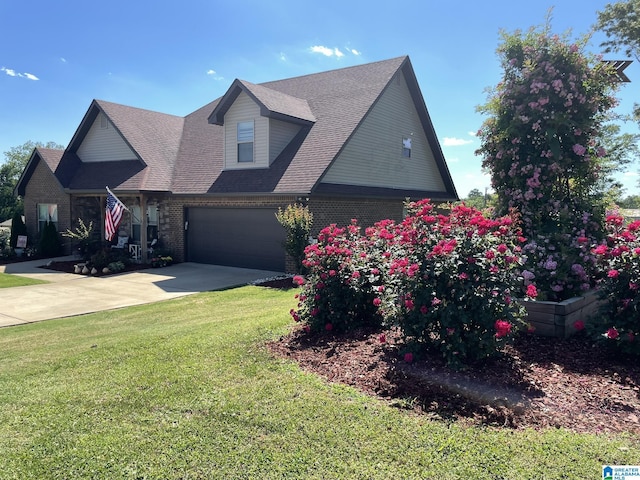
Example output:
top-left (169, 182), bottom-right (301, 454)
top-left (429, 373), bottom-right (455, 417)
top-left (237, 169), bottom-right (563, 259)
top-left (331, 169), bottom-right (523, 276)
top-left (476, 21), bottom-right (620, 301)
top-left (596, 0), bottom-right (640, 130)
top-left (0, 140), bottom-right (64, 221)
top-left (597, 0), bottom-right (640, 62)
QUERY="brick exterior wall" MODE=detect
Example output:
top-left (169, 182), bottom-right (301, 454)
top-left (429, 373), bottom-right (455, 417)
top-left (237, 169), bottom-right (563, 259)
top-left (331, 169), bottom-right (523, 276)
top-left (23, 160), bottom-right (71, 252)
top-left (308, 196), bottom-right (404, 237)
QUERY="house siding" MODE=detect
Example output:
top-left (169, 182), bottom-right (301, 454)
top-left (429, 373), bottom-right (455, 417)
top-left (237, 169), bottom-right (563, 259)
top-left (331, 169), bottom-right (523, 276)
top-left (321, 71), bottom-right (446, 192)
top-left (77, 113), bottom-right (137, 162)
top-left (23, 159), bottom-right (71, 251)
top-left (223, 92), bottom-right (269, 169)
top-left (269, 119), bottom-right (300, 163)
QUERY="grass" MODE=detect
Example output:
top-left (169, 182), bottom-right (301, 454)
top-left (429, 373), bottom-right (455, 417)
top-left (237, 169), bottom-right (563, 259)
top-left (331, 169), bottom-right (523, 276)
top-left (0, 286), bottom-right (638, 479)
top-left (0, 272), bottom-right (47, 288)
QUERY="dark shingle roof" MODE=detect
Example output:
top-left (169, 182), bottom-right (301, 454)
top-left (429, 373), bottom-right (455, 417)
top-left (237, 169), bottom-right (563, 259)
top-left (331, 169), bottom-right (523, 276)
top-left (20, 56), bottom-right (457, 199)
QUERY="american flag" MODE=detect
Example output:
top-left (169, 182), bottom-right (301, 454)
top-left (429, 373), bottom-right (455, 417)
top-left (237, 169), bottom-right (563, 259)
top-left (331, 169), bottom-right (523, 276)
top-left (105, 187), bottom-right (127, 241)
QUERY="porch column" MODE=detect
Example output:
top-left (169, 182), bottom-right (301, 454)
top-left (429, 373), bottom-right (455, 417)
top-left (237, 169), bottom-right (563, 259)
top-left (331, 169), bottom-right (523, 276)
top-left (140, 193), bottom-right (148, 263)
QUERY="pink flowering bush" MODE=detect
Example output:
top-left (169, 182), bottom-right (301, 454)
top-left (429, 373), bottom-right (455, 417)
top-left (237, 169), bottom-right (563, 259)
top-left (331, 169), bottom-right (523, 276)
top-left (476, 24), bottom-right (619, 301)
top-left (589, 213), bottom-right (640, 355)
top-left (389, 200), bottom-right (532, 368)
top-left (291, 222), bottom-right (385, 333)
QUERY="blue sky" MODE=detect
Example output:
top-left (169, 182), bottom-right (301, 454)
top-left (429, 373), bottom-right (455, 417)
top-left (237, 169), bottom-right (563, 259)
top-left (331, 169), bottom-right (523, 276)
top-left (1, 0), bottom-right (638, 197)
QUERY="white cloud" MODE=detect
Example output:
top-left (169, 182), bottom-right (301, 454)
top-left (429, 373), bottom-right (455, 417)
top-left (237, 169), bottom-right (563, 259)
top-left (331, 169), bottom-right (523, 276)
top-left (468, 131), bottom-right (477, 137)
top-left (206, 69), bottom-right (224, 80)
top-left (310, 46), bottom-right (346, 58)
top-left (310, 45), bottom-right (335, 57)
top-left (624, 171), bottom-right (639, 177)
top-left (447, 156), bottom-right (461, 163)
top-left (60, 57), bottom-right (67, 63)
top-left (350, 48), bottom-right (362, 56)
top-left (279, 52), bottom-right (287, 61)
top-left (443, 137), bottom-right (473, 147)
top-left (1, 67), bottom-right (39, 80)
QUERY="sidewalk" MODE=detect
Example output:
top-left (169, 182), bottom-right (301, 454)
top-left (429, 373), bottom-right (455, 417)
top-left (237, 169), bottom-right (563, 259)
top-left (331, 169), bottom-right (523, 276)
top-left (0, 257), bottom-right (283, 327)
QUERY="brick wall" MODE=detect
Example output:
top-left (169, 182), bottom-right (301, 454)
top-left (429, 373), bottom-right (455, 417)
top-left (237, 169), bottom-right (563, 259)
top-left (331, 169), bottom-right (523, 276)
top-left (308, 196), bottom-right (404, 237)
top-left (23, 160), bottom-right (71, 251)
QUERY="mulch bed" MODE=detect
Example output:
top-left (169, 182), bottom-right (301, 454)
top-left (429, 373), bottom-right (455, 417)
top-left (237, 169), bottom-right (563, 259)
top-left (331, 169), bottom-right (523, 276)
top-left (38, 260), bottom-right (152, 276)
top-left (266, 294), bottom-right (640, 434)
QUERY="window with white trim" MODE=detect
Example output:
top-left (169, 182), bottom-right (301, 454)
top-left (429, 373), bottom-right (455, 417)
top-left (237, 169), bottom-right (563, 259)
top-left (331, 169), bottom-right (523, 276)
top-left (237, 121), bottom-right (254, 162)
top-left (402, 137), bottom-right (412, 158)
top-left (37, 204), bottom-right (58, 232)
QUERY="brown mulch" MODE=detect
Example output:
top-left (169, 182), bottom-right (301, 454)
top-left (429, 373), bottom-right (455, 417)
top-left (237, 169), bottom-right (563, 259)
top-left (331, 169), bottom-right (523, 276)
top-left (38, 260), bottom-right (152, 276)
top-left (264, 283), bottom-right (640, 434)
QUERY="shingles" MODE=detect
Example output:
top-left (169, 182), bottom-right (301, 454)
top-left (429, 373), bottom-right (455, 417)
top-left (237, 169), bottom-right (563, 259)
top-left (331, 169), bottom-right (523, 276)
top-left (35, 56), bottom-right (450, 198)
top-left (96, 100), bottom-right (184, 191)
top-left (172, 56), bottom-right (408, 195)
top-left (236, 80), bottom-right (316, 124)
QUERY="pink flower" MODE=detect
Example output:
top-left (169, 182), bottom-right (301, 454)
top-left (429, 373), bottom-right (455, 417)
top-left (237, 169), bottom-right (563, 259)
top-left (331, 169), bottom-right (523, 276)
top-left (446, 328), bottom-right (455, 336)
top-left (592, 244), bottom-right (608, 255)
top-left (495, 320), bottom-right (512, 338)
top-left (404, 298), bottom-right (415, 310)
top-left (310, 308), bottom-right (319, 317)
top-left (526, 284), bottom-right (538, 299)
top-left (497, 244), bottom-right (508, 253)
top-left (325, 323), bottom-right (333, 331)
top-left (628, 332), bottom-right (635, 342)
top-left (403, 352), bottom-right (414, 363)
top-left (573, 320), bottom-right (585, 331)
top-left (420, 305), bottom-right (428, 315)
top-left (379, 333), bottom-right (386, 344)
top-left (293, 275), bottom-right (305, 286)
top-left (572, 144), bottom-right (586, 156)
top-left (373, 297), bottom-right (382, 307)
top-left (527, 324), bottom-right (536, 334)
top-left (351, 271), bottom-right (361, 279)
top-left (607, 269), bottom-right (619, 278)
top-left (606, 327), bottom-right (619, 339)
top-left (303, 325), bottom-right (311, 333)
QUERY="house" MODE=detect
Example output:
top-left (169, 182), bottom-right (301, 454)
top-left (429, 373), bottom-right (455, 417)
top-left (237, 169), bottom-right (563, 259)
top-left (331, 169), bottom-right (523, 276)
top-left (15, 56), bottom-right (458, 271)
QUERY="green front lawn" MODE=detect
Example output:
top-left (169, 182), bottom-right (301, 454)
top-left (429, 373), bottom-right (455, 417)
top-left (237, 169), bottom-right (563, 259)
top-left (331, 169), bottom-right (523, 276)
top-left (0, 272), bottom-right (47, 289)
top-left (0, 287), bottom-right (637, 479)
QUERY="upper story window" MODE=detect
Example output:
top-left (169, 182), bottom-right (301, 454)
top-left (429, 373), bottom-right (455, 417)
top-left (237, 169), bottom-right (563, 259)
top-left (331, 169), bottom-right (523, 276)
top-left (37, 203), bottom-right (58, 232)
top-left (402, 137), bottom-right (412, 158)
top-left (237, 121), bottom-right (254, 162)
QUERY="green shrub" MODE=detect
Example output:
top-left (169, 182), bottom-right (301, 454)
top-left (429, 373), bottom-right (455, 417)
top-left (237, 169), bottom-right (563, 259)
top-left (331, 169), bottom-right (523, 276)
top-left (9, 212), bottom-right (27, 249)
top-left (63, 219), bottom-right (98, 260)
top-left (38, 221), bottom-right (62, 258)
top-left (276, 203), bottom-right (313, 274)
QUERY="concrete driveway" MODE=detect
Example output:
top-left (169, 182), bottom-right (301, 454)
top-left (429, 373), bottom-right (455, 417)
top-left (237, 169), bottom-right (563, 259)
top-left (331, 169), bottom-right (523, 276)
top-left (0, 257), bottom-right (284, 327)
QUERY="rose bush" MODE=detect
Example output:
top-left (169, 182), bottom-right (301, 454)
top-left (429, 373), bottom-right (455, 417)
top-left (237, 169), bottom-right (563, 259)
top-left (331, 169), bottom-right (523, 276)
top-left (291, 200), bottom-right (535, 368)
top-left (389, 200), bottom-right (533, 368)
top-left (589, 212), bottom-right (640, 355)
top-left (291, 222), bottom-right (385, 333)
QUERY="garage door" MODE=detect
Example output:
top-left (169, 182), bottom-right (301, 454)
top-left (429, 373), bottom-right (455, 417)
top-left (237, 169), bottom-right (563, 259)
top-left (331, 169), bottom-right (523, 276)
top-left (186, 207), bottom-right (286, 271)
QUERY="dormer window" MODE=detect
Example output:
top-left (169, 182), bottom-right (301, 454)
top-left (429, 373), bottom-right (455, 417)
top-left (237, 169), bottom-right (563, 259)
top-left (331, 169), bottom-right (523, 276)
top-left (237, 121), bottom-right (254, 162)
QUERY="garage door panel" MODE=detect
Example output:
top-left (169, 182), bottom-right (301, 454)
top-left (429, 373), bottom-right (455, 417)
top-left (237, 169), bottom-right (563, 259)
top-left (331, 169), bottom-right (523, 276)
top-left (187, 207), bottom-right (285, 271)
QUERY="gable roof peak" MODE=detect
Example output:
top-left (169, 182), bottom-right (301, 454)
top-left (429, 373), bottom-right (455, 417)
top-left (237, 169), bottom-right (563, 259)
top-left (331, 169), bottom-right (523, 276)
top-left (209, 78), bottom-right (316, 126)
